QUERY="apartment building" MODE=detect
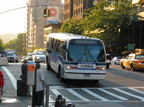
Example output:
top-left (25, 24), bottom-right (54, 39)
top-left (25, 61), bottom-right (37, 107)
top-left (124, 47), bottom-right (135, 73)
top-left (27, 0), bottom-right (62, 52)
top-left (63, 0), bottom-right (94, 22)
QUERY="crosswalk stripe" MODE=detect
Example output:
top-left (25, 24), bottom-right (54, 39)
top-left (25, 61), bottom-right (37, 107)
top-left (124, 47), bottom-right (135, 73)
top-left (97, 88), bottom-right (128, 101)
top-left (82, 89), bottom-right (109, 101)
top-left (128, 88), bottom-right (144, 95)
top-left (51, 89), bottom-right (70, 101)
top-left (67, 89), bottom-right (90, 101)
top-left (113, 88), bottom-right (144, 101)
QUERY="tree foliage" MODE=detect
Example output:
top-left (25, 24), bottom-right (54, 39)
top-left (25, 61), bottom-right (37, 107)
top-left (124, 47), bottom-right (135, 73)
top-left (59, 18), bottom-right (84, 35)
top-left (4, 33), bottom-right (26, 55)
top-left (0, 39), bottom-right (4, 53)
top-left (60, 0), bottom-right (136, 50)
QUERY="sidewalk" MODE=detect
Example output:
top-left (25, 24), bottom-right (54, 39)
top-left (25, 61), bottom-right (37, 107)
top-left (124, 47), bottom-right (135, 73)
top-left (0, 87), bottom-right (32, 107)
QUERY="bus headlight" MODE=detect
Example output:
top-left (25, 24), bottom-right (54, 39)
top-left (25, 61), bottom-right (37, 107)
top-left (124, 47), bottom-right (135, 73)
top-left (66, 66), bottom-right (77, 69)
top-left (66, 66), bottom-right (71, 69)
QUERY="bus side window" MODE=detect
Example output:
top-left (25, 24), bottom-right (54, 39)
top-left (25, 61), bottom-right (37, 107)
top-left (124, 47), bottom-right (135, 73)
top-left (56, 40), bottom-right (60, 52)
top-left (52, 39), bottom-right (56, 51)
top-left (57, 41), bottom-right (63, 55)
top-left (47, 37), bottom-right (51, 50)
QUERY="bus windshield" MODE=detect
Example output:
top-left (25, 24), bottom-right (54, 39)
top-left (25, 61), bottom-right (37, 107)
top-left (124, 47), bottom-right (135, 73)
top-left (68, 40), bottom-right (105, 62)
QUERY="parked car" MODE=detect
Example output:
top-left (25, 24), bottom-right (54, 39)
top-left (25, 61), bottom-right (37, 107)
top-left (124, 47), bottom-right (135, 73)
top-left (120, 54), bottom-right (144, 71)
top-left (6, 52), bottom-right (19, 62)
top-left (26, 53), bottom-right (33, 61)
top-left (106, 54), bottom-right (111, 69)
top-left (32, 50), bottom-right (46, 63)
top-left (111, 56), bottom-right (124, 65)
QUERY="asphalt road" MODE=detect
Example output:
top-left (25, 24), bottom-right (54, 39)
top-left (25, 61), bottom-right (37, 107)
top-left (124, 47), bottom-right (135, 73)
top-left (1, 62), bottom-right (144, 107)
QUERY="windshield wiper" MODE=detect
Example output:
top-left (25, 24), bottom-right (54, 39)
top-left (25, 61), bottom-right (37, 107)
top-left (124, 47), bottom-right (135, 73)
top-left (87, 48), bottom-right (98, 66)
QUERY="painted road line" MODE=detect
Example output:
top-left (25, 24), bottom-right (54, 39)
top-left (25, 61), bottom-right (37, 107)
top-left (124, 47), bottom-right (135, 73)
top-left (67, 89), bottom-right (90, 101)
top-left (51, 88), bottom-right (70, 102)
top-left (97, 88), bottom-right (128, 101)
top-left (2, 66), bottom-right (17, 89)
top-left (82, 88), bottom-right (109, 101)
top-left (113, 88), bottom-right (144, 101)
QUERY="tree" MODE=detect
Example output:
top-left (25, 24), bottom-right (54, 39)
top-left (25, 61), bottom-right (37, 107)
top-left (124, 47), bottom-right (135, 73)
top-left (82, 0), bottom-right (136, 50)
top-left (0, 39), bottom-right (4, 52)
top-left (4, 33), bottom-right (27, 55)
top-left (59, 18), bottom-right (84, 35)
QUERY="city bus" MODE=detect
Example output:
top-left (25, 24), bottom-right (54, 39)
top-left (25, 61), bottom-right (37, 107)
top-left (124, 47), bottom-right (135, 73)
top-left (45, 33), bottom-right (107, 82)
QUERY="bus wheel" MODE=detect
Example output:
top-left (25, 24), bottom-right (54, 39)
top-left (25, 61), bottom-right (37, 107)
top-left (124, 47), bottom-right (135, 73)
top-left (46, 62), bottom-right (51, 70)
top-left (59, 71), bottom-right (65, 82)
top-left (93, 80), bottom-right (99, 83)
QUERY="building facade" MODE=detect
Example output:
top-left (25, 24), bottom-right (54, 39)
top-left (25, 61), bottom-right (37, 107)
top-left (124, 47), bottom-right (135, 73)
top-left (63, 0), bottom-right (94, 22)
top-left (27, 0), bottom-right (62, 52)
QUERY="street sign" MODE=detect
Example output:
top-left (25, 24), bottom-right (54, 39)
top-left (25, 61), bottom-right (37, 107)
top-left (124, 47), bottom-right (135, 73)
top-left (127, 43), bottom-right (135, 50)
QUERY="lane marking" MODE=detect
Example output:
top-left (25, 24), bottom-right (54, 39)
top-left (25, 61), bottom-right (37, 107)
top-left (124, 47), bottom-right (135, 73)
top-left (97, 88), bottom-right (128, 101)
top-left (2, 66), bottom-right (17, 89)
top-left (82, 88), bottom-right (109, 101)
top-left (113, 88), bottom-right (144, 101)
top-left (67, 89), bottom-right (90, 101)
top-left (51, 89), bottom-right (70, 102)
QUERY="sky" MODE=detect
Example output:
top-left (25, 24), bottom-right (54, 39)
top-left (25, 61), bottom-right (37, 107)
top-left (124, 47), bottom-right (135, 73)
top-left (0, 0), bottom-right (64, 34)
top-left (0, 0), bottom-right (28, 34)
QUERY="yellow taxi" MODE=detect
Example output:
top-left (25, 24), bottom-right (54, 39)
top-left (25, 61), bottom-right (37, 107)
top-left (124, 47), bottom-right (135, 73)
top-left (120, 49), bottom-right (144, 71)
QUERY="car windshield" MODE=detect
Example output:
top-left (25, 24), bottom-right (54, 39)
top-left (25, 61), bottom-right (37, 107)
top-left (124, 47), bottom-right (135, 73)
top-left (7, 53), bottom-right (16, 56)
top-left (135, 55), bottom-right (144, 59)
top-left (35, 51), bottom-right (45, 55)
top-left (28, 53), bottom-right (33, 56)
top-left (68, 40), bottom-right (105, 62)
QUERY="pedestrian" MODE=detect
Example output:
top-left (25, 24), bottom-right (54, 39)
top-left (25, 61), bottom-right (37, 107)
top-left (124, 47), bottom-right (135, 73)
top-left (21, 59), bottom-right (31, 96)
top-left (21, 59), bottom-right (28, 81)
top-left (35, 63), bottom-right (45, 107)
top-left (1, 51), bottom-right (7, 57)
top-left (0, 70), bottom-right (4, 102)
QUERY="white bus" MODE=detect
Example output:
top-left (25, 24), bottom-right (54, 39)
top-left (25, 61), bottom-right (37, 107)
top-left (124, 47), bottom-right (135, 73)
top-left (45, 33), bottom-right (107, 82)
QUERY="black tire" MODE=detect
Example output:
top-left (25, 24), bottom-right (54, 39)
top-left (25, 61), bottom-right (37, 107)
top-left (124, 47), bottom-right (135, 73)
top-left (93, 80), bottom-right (99, 83)
top-left (130, 64), bottom-right (135, 71)
top-left (121, 63), bottom-right (125, 69)
top-left (58, 66), bottom-right (65, 82)
top-left (106, 64), bottom-right (110, 69)
top-left (46, 57), bottom-right (51, 70)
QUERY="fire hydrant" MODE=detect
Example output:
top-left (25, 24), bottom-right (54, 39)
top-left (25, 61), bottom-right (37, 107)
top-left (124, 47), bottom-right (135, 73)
top-left (55, 95), bottom-right (66, 107)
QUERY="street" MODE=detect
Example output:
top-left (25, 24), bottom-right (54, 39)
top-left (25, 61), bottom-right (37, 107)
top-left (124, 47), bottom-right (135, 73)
top-left (0, 63), bottom-right (144, 107)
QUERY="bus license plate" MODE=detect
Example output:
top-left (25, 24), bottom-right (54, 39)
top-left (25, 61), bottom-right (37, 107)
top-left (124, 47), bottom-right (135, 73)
top-left (84, 74), bottom-right (90, 77)
top-left (78, 63), bottom-right (96, 69)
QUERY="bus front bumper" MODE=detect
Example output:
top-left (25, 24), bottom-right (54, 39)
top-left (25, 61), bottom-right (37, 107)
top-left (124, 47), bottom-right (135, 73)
top-left (63, 72), bottom-right (106, 80)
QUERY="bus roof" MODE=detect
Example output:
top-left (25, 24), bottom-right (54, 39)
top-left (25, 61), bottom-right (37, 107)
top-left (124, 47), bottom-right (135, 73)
top-left (48, 33), bottom-right (101, 41)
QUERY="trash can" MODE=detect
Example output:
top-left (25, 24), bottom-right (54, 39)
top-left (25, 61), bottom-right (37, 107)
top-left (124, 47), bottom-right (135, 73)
top-left (17, 80), bottom-right (28, 96)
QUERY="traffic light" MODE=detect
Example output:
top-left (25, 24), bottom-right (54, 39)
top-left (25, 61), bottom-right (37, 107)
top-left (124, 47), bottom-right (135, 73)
top-left (43, 9), bottom-right (47, 17)
top-left (43, 8), bottom-right (51, 18)
top-left (47, 9), bottom-right (51, 17)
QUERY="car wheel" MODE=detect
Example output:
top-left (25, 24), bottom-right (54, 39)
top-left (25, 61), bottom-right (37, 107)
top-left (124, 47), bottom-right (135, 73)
top-left (130, 64), bottom-right (135, 71)
top-left (121, 63), bottom-right (125, 69)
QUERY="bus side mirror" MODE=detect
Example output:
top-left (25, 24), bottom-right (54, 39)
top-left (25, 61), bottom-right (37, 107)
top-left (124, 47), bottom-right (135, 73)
top-left (106, 54), bottom-right (110, 60)
top-left (62, 45), bottom-right (66, 50)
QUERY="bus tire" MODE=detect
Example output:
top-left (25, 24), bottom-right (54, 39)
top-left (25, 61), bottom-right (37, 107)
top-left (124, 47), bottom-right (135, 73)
top-left (46, 57), bottom-right (51, 70)
top-left (93, 80), bottom-right (99, 83)
top-left (58, 67), bottom-right (65, 82)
